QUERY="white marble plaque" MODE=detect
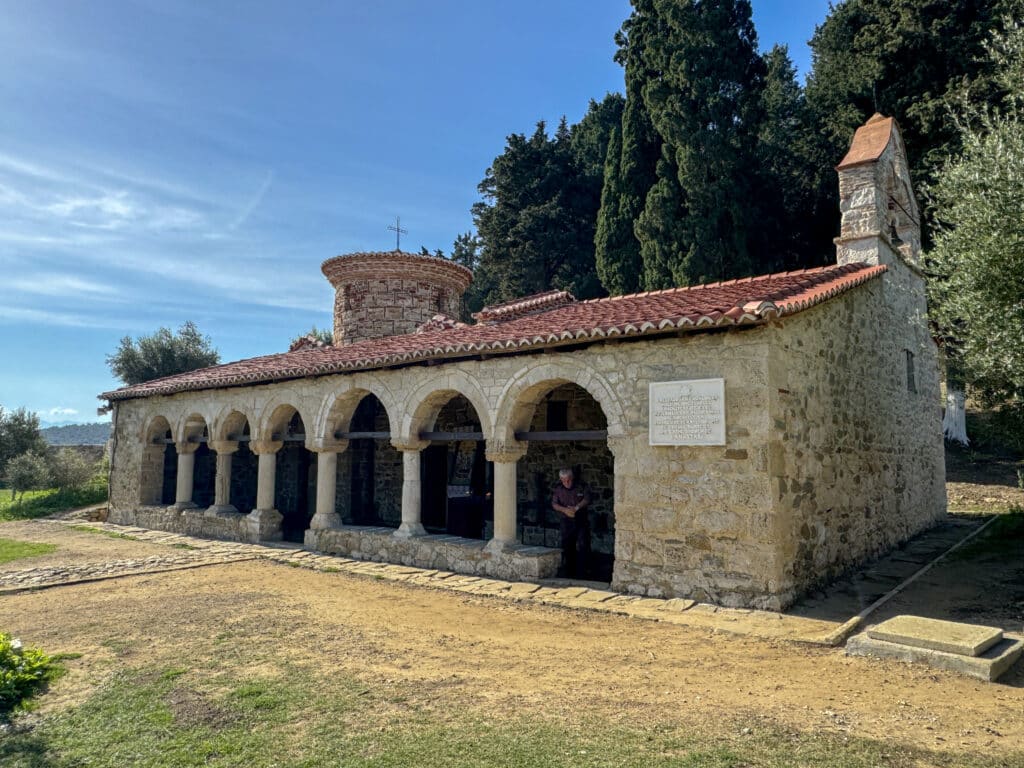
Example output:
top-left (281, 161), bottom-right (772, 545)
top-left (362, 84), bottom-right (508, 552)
top-left (649, 378), bottom-right (726, 446)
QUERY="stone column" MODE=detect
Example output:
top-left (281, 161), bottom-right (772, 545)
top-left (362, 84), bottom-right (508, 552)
top-left (308, 439), bottom-right (348, 531)
top-left (208, 440), bottom-right (238, 513)
top-left (394, 446), bottom-right (426, 538)
top-left (485, 441), bottom-right (526, 553)
top-left (172, 442), bottom-right (199, 510)
top-left (247, 439), bottom-right (283, 541)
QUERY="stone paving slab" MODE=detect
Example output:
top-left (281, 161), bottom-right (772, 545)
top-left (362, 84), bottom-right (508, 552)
top-left (0, 518), bottom-right (848, 645)
top-left (847, 632), bottom-right (1024, 682)
top-left (867, 615), bottom-right (1004, 657)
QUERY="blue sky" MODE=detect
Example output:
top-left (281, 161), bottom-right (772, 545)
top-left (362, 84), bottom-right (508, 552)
top-left (1, 0), bottom-right (831, 426)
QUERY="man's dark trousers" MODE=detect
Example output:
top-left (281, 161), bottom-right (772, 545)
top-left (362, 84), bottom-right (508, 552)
top-left (559, 512), bottom-right (590, 579)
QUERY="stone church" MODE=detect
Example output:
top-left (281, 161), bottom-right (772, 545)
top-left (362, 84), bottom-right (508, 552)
top-left (101, 114), bottom-right (946, 609)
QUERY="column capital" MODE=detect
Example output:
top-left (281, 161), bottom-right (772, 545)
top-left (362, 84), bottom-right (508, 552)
top-left (174, 440), bottom-right (200, 455)
top-left (249, 439), bottom-right (283, 455)
top-left (485, 439), bottom-right (526, 464)
top-left (209, 439), bottom-right (239, 455)
top-left (309, 438), bottom-right (349, 454)
top-left (391, 438), bottom-right (428, 453)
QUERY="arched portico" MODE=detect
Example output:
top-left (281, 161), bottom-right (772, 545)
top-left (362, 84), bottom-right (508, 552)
top-left (493, 364), bottom-right (622, 582)
top-left (207, 408), bottom-right (257, 515)
top-left (398, 376), bottom-right (493, 540)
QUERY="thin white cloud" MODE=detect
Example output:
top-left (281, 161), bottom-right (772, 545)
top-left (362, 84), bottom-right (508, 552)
top-left (48, 407), bottom-right (78, 417)
top-left (47, 191), bottom-right (135, 220)
top-left (8, 274), bottom-right (120, 298)
top-left (0, 305), bottom-right (120, 329)
top-left (230, 170), bottom-right (274, 230)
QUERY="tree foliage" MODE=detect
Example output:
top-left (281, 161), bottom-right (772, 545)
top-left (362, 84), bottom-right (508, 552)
top-left (107, 321), bottom-right (220, 386)
top-left (0, 407), bottom-right (47, 483)
top-left (927, 12), bottom-right (1024, 412)
top-left (291, 326), bottom-right (333, 347)
top-left (805, 0), bottom-right (1015, 241)
top-left (470, 98), bottom-right (623, 308)
top-left (48, 448), bottom-right (96, 493)
top-left (4, 452), bottom-right (49, 501)
top-left (467, 0), bottom-right (1015, 303)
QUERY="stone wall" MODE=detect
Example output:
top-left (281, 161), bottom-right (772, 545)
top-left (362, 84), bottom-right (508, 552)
top-left (321, 252), bottom-right (472, 344)
top-left (306, 526), bottom-right (560, 581)
top-left (766, 280), bottom-right (945, 605)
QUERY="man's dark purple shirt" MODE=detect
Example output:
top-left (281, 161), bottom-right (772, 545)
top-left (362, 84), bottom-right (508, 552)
top-left (552, 481), bottom-right (591, 514)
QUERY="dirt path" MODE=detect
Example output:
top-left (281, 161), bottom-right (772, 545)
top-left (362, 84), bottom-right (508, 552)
top-left (1, 522), bottom-right (1021, 759)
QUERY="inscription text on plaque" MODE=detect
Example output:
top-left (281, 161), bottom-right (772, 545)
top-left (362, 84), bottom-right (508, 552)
top-left (649, 378), bottom-right (726, 446)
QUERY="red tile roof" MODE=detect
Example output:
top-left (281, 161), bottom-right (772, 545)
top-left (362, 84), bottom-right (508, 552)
top-left (473, 289), bottom-right (576, 323)
top-left (100, 262), bottom-right (885, 402)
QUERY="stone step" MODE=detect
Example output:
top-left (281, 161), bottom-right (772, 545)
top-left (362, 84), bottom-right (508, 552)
top-left (847, 632), bottom-right (1023, 682)
top-left (867, 615), bottom-right (1003, 657)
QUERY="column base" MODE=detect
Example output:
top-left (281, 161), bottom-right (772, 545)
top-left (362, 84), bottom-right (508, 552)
top-left (206, 505), bottom-right (239, 515)
top-left (172, 501), bottom-right (198, 511)
top-left (485, 538), bottom-right (517, 554)
top-left (246, 508), bottom-right (283, 542)
top-left (394, 522), bottom-right (427, 538)
top-left (309, 512), bottom-right (343, 531)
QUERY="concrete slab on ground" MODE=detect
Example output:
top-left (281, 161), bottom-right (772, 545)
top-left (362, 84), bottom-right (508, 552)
top-left (847, 632), bottom-right (1024, 682)
top-left (867, 615), bottom-right (1003, 657)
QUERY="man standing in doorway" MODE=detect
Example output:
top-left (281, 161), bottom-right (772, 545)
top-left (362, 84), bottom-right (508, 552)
top-left (551, 468), bottom-right (591, 579)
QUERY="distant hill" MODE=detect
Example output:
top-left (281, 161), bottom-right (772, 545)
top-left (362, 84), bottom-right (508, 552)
top-left (41, 422), bottom-right (111, 446)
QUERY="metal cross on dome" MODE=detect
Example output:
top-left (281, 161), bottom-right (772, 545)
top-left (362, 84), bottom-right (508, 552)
top-left (387, 216), bottom-right (408, 251)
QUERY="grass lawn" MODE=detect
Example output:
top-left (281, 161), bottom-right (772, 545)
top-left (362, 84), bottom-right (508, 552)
top-left (0, 484), bottom-right (107, 522)
top-left (1, 661), bottom-right (1007, 768)
top-left (0, 538), bottom-right (57, 564)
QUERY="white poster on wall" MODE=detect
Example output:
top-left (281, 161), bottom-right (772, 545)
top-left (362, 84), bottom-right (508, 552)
top-left (649, 378), bottom-right (726, 446)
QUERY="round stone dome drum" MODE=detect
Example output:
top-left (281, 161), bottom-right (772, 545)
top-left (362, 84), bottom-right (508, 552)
top-left (321, 251), bottom-right (473, 345)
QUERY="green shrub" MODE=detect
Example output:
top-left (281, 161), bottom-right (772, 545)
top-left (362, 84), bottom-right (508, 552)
top-left (0, 633), bottom-right (54, 716)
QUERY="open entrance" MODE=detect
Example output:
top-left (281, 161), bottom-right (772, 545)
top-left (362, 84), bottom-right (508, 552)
top-left (516, 383), bottom-right (615, 582)
top-left (140, 416), bottom-right (176, 505)
top-left (339, 394), bottom-right (400, 527)
top-left (192, 421), bottom-right (215, 509)
top-left (228, 419), bottom-right (257, 514)
top-left (274, 411), bottom-right (315, 542)
top-left (421, 395), bottom-right (491, 539)
top-left (160, 436), bottom-right (176, 504)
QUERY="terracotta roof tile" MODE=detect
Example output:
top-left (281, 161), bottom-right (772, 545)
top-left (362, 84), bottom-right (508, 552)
top-left (100, 262), bottom-right (886, 402)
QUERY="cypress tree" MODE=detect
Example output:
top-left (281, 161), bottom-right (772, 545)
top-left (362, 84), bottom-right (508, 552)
top-left (638, 0), bottom-right (766, 286)
top-left (595, 4), bottom-right (661, 295)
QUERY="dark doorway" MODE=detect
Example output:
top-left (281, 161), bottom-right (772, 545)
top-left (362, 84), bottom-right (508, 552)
top-left (275, 412), bottom-right (314, 543)
top-left (344, 394), bottom-right (400, 527)
top-left (421, 444), bottom-right (448, 531)
top-left (420, 395), bottom-right (491, 539)
top-left (160, 430), bottom-right (176, 504)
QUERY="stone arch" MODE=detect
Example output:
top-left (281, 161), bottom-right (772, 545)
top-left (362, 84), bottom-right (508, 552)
top-left (315, 375), bottom-right (400, 442)
top-left (138, 414), bottom-right (175, 505)
top-left (210, 405), bottom-right (254, 445)
top-left (140, 413), bottom-right (174, 445)
top-left (399, 370), bottom-right (494, 446)
top-left (493, 360), bottom-right (626, 445)
top-left (256, 397), bottom-right (314, 449)
top-left (174, 410), bottom-right (212, 446)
